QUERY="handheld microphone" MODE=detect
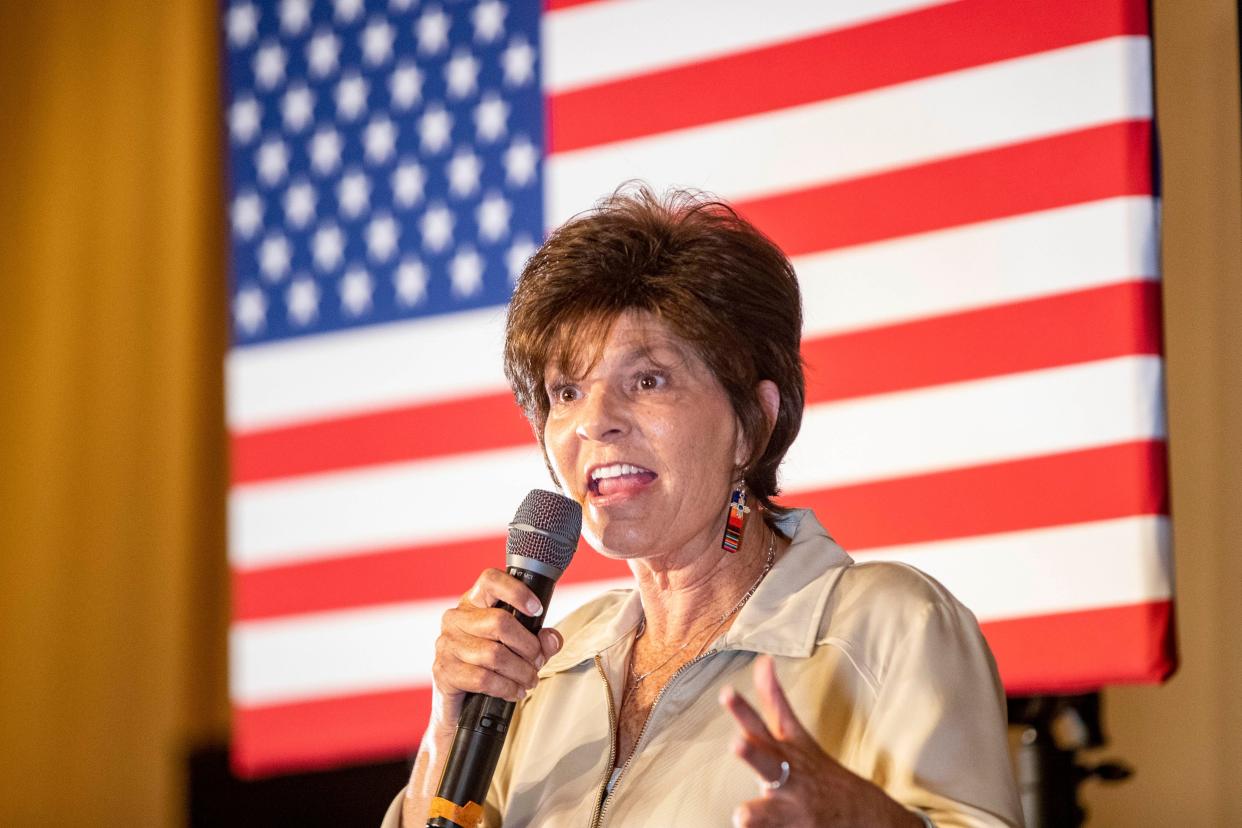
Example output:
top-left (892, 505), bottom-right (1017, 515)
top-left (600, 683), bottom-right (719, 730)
top-left (426, 489), bottom-right (581, 828)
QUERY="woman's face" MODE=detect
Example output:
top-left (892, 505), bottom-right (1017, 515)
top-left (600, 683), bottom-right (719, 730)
top-left (542, 311), bottom-right (746, 560)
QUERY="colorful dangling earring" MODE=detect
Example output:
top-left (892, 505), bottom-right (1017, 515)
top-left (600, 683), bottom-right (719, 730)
top-left (721, 482), bottom-right (750, 553)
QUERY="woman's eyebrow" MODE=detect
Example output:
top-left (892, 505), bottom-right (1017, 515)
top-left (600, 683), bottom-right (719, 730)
top-left (618, 339), bottom-right (686, 366)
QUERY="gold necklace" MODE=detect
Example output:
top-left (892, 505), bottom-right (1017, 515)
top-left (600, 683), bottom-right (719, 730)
top-left (629, 529), bottom-right (776, 686)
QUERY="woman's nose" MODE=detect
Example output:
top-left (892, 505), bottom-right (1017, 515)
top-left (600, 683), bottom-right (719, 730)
top-left (575, 386), bottom-right (629, 442)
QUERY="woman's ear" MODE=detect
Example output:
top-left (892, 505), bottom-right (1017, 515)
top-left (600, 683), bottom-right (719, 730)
top-left (756, 380), bottom-right (780, 431)
top-left (734, 380), bottom-right (782, 469)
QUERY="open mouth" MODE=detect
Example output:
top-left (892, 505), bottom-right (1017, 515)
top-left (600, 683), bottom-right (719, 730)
top-left (587, 463), bottom-right (658, 498)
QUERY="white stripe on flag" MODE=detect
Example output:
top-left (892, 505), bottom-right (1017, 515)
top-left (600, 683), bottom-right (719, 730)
top-left (230, 356), bottom-right (1164, 569)
top-left (784, 355), bottom-right (1164, 490)
top-left (545, 37), bottom-right (1152, 226)
top-left (797, 196), bottom-right (1158, 337)
top-left (230, 515), bottom-right (1167, 706)
top-left (230, 577), bottom-right (635, 706)
top-left (226, 198), bottom-right (1154, 432)
top-left (226, 305), bottom-right (509, 432)
top-left (853, 515), bottom-right (1172, 622)
top-left (543, 0), bottom-right (947, 93)
top-left (229, 443), bottom-right (548, 568)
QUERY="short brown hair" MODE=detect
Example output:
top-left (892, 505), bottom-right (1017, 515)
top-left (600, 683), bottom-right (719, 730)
top-left (503, 185), bottom-right (805, 511)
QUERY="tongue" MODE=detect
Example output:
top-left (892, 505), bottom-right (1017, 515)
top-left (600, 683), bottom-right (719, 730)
top-left (596, 472), bottom-right (656, 497)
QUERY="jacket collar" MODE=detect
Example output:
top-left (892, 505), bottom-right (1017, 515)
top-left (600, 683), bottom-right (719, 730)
top-left (539, 509), bottom-right (853, 675)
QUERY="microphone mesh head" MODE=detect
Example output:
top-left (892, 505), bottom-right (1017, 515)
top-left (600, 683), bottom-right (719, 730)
top-left (506, 490), bottom-right (582, 576)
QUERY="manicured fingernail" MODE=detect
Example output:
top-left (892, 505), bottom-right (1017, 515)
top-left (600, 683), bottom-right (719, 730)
top-left (518, 688), bottom-right (527, 699)
top-left (535, 655), bottom-right (546, 669)
top-left (526, 599), bottom-right (542, 616)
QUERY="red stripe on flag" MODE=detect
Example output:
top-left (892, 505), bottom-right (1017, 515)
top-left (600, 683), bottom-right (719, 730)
top-left (231, 391), bottom-right (531, 484)
top-left (544, 0), bottom-right (604, 10)
top-left (803, 280), bottom-right (1163, 404)
top-left (740, 120), bottom-right (1153, 257)
top-left (986, 600), bottom-right (1176, 694)
top-left (233, 441), bottom-right (1165, 620)
top-left (798, 440), bottom-right (1167, 552)
top-left (232, 685), bottom-right (432, 778)
top-left (549, 0), bottom-right (1148, 151)
top-left (233, 535), bottom-right (630, 621)
top-left (231, 599), bottom-right (1175, 776)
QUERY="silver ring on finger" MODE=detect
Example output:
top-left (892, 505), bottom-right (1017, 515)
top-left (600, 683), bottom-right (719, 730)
top-left (764, 760), bottom-right (790, 791)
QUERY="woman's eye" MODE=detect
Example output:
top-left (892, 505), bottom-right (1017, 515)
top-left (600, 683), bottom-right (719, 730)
top-left (553, 385), bottom-right (579, 403)
top-left (637, 372), bottom-right (664, 391)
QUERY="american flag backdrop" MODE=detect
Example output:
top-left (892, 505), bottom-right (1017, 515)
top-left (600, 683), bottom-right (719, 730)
top-left (222, 0), bottom-right (1173, 776)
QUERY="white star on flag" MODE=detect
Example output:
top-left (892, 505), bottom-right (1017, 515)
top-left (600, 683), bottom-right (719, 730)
top-left (419, 105), bottom-right (453, 154)
top-left (447, 149), bottom-right (482, 198)
top-left (506, 235), bottom-right (536, 283)
top-left (286, 277), bottom-right (319, 326)
top-left (416, 6), bottom-right (450, 55)
top-left (394, 258), bottom-right (427, 306)
top-left (334, 0), bottom-right (364, 24)
top-left (337, 170), bottom-right (371, 218)
top-left (336, 72), bottom-right (369, 121)
top-left (280, 0), bottom-right (310, 36)
top-left (389, 62), bottom-right (423, 110)
top-left (450, 247), bottom-right (484, 297)
top-left (231, 191), bottom-right (263, 239)
top-left (310, 128), bottom-right (344, 176)
top-left (233, 284), bottom-right (266, 334)
top-left (362, 18), bottom-right (396, 66)
top-left (420, 203), bottom-right (453, 252)
top-left (307, 30), bottom-right (341, 78)
top-left (367, 213), bottom-right (399, 262)
top-left (340, 266), bottom-right (374, 316)
top-left (253, 41), bottom-right (287, 90)
top-left (472, 0), bottom-right (506, 44)
top-left (474, 93), bottom-right (508, 143)
top-left (313, 223), bottom-right (345, 271)
top-left (445, 49), bottom-right (480, 99)
top-left (230, 96), bottom-right (262, 144)
top-left (476, 192), bottom-right (511, 242)
top-left (389, 0), bottom-right (414, 11)
top-left (259, 234), bottom-right (291, 280)
top-left (504, 134), bottom-right (537, 187)
top-left (501, 36), bottom-right (535, 87)
top-left (364, 116), bottom-right (397, 165)
top-left (282, 84), bottom-right (315, 132)
top-left (257, 139), bottom-right (290, 186)
top-left (392, 160), bottom-right (426, 208)
top-left (284, 180), bottom-right (316, 228)
top-left (226, 3), bottom-right (258, 48)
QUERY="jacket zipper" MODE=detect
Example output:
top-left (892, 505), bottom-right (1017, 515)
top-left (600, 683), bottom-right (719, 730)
top-left (588, 648), bottom-right (719, 828)
top-left (588, 655), bottom-right (618, 827)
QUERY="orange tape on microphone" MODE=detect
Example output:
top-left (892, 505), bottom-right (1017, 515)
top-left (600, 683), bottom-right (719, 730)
top-left (428, 796), bottom-right (485, 828)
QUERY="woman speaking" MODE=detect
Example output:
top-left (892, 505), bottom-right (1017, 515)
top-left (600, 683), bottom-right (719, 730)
top-left (383, 187), bottom-right (1022, 827)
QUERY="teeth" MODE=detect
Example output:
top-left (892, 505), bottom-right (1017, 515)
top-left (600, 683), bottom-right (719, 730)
top-left (591, 463), bottom-right (646, 481)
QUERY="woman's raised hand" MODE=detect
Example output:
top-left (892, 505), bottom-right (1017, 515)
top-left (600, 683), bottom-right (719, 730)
top-left (720, 656), bottom-right (922, 828)
top-left (429, 568), bottom-right (564, 735)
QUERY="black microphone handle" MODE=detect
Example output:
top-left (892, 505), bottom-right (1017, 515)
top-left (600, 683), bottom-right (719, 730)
top-left (427, 566), bottom-right (558, 828)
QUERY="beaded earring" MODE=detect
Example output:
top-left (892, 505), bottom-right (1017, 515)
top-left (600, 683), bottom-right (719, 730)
top-left (721, 482), bottom-right (750, 553)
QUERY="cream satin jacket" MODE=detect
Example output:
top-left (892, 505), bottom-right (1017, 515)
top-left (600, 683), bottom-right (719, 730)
top-left (383, 510), bottom-right (1023, 827)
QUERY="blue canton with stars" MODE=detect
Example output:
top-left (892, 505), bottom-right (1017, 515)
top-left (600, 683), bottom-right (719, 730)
top-left (223, 0), bottom-right (543, 345)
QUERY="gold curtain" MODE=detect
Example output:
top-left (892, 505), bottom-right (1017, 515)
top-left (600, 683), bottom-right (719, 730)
top-left (0, 1), bottom-right (229, 825)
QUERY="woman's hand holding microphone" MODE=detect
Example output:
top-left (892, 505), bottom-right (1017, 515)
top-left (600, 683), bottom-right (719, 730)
top-left (430, 567), bottom-right (565, 730)
top-left (402, 567), bottom-right (564, 826)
